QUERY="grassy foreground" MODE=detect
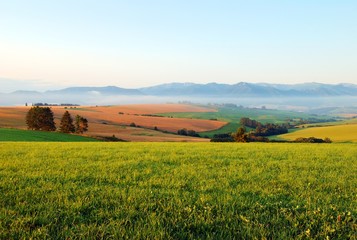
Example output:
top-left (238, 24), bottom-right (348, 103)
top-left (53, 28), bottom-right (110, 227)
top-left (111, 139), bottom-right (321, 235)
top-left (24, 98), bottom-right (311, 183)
top-left (0, 142), bottom-right (356, 239)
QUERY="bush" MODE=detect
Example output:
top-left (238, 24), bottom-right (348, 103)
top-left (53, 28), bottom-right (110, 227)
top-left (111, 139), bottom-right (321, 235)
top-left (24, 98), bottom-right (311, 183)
top-left (101, 135), bottom-right (125, 142)
top-left (294, 137), bottom-right (332, 143)
top-left (178, 129), bottom-right (200, 137)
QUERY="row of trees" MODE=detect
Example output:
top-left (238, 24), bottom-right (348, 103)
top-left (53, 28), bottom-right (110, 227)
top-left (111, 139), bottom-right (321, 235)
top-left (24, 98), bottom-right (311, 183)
top-left (26, 107), bottom-right (88, 134)
top-left (232, 127), bottom-right (270, 142)
top-left (254, 123), bottom-right (288, 136)
top-left (60, 111), bottom-right (88, 134)
top-left (239, 117), bottom-right (260, 128)
top-left (294, 137), bottom-right (332, 143)
top-left (212, 126), bottom-right (332, 143)
top-left (177, 128), bottom-right (200, 137)
top-left (211, 117), bottom-right (289, 142)
top-left (240, 117), bottom-right (288, 136)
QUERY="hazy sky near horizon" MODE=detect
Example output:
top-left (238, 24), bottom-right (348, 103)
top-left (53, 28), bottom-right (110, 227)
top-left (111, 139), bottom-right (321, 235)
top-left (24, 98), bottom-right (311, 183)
top-left (1, 0), bottom-right (356, 92)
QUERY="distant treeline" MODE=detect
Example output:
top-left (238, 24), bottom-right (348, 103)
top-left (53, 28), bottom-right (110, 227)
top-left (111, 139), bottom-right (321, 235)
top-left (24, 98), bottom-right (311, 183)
top-left (293, 137), bottom-right (332, 143)
top-left (240, 117), bottom-right (288, 136)
top-left (211, 131), bottom-right (332, 143)
top-left (177, 129), bottom-right (200, 137)
top-left (211, 117), bottom-right (332, 143)
top-left (31, 103), bottom-right (80, 106)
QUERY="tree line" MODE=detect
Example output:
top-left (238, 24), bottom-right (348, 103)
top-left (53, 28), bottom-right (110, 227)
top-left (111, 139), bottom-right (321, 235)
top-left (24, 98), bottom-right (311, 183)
top-left (177, 128), bottom-right (200, 137)
top-left (212, 118), bottom-right (289, 142)
top-left (240, 117), bottom-right (288, 136)
top-left (211, 117), bottom-right (332, 143)
top-left (26, 106), bottom-right (88, 134)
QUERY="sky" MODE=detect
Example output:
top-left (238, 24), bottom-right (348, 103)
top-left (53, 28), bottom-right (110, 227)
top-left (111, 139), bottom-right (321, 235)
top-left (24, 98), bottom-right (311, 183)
top-left (0, 0), bottom-right (356, 92)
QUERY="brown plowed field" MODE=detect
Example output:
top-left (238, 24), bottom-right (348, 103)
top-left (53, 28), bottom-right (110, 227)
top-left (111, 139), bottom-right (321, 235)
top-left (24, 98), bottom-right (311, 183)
top-left (0, 104), bottom-right (226, 142)
top-left (92, 104), bottom-right (217, 114)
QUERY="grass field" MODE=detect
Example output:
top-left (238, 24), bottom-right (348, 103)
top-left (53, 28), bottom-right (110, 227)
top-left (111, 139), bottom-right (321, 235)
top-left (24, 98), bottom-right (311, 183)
top-left (159, 106), bottom-right (335, 137)
top-left (200, 122), bottom-right (240, 137)
top-left (159, 106), bottom-right (333, 123)
top-left (0, 142), bottom-right (355, 239)
top-left (298, 118), bottom-right (357, 128)
top-left (0, 128), bottom-right (99, 142)
top-left (280, 124), bottom-right (357, 143)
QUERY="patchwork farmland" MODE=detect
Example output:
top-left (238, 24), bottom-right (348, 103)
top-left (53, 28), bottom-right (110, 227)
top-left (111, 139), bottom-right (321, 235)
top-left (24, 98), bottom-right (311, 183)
top-left (0, 104), bottom-right (226, 142)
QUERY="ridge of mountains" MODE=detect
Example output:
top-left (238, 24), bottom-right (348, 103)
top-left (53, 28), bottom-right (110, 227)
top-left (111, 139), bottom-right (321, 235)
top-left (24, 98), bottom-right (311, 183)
top-left (7, 82), bottom-right (357, 97)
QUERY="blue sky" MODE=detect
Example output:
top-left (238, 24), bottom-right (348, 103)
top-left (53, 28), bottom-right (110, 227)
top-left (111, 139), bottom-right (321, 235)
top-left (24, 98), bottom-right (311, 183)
top-left (0, 0), bottom-right (356, 92)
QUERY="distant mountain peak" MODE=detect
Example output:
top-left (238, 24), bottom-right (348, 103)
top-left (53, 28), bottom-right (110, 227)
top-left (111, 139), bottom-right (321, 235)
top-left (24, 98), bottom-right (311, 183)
top-left (46, 86), bottom-right (143, 95)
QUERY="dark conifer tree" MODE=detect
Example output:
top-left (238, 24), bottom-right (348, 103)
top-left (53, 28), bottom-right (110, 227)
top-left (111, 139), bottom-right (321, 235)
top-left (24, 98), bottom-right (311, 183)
top-left (75, 115), bottom-right (88, 134)
top-left (59, 111), bottom-right (75, 133)
top-left (41, 107), bottom-right (56, 131)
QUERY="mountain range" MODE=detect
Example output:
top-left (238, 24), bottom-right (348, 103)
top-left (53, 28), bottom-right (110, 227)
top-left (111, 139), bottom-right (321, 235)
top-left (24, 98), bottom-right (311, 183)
top-left (2, 82), bottom-right (357, 108)
top-left (7, 82), bottom-right (357, 97)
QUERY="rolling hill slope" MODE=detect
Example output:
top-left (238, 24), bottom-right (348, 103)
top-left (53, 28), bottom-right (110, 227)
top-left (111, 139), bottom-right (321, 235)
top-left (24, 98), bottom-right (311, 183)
top-left (0, 128), bottom-right (98, 142)
top-left (280, 124), bottom-right (357, 142)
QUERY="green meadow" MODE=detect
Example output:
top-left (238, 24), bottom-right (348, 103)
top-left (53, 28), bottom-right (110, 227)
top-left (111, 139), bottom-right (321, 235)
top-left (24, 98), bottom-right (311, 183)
top-left (159, 106), bottom-right (333, 123)
top-left (159, 106), bottom-right (335, 137)
top-left (0, 128), bottom-right (98, 142)
top-left (0, 142), bottom-right (355, 239)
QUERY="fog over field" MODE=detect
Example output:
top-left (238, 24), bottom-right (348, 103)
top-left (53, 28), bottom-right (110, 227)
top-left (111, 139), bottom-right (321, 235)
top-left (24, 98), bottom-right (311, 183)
top-left (1, 82), bottom-right (357, 114)
top-left (1, 92), bottom-right (357, 114)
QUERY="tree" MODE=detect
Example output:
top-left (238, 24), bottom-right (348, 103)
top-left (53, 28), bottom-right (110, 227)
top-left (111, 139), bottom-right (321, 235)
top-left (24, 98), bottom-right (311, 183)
top-left (187, 130), bottom-right (200, 137)
top-left (240, 117), bottom-right (288, 137)
top-left (26, 107), bottom-right (38, 130)
top-left (177, 128), bottom-right (188, 136)
top-left (75, 115), bottom-right (88, 134)
top-left (41, 107), bottom-right (57, 131)
top-left (26, 106), bottom-right (56, 131)
top-left (177, 128), bottom-right (200, 137)
top-left (232, 127), bottom-right (248, 142)
top-left (240, 117), bottom-right (259, 128)
top-left (59, 111), bottom-right (75, 133)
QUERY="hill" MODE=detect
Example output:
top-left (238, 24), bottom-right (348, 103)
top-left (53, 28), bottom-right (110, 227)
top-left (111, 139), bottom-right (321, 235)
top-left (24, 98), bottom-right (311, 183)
top-left (279, 124), bottom-right (357, 143)
top-left (157, 105), bottom-right (336, 137)
top-left (46, 86), bottom-right (142, 95)
top-left (0, 103), bottom-right (341, 141)
top-left (140, 82), bottom-right (357, 97)
top-left (0, 128), bottom-right (98, 142)
top-left (2, 82), bottom-right (357, 107)
top-left (0, 104), bottom-right (221, 142)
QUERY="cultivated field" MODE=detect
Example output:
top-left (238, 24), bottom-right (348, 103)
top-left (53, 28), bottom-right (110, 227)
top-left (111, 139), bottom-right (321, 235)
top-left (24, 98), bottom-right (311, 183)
top-left (0, 104), bottom-right (224, 142)
top-left (0, 142), bottom-right (355, 239)
top-left (280, 124), bottom-right (357, 143)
